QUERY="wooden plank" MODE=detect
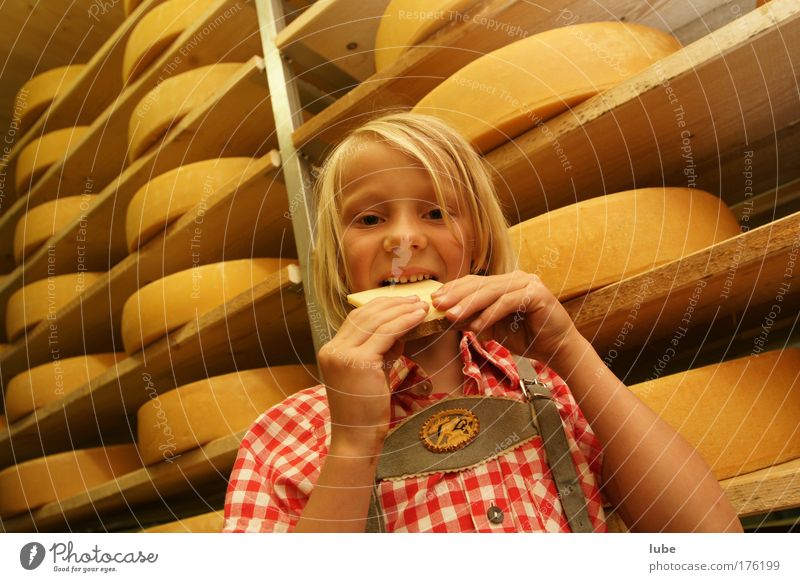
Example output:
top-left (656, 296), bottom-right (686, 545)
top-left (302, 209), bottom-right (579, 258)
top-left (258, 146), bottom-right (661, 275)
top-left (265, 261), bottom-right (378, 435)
top-left (0, 56), bottom-right (277, 343)
top-left (0, 264), bottom-right (313, 468)
top-left (722, 458), bottom-right (800, 517)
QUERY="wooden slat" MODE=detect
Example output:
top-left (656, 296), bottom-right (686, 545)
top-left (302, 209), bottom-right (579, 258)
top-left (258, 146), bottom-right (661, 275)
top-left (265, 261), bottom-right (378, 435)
top-left (722, 458), bottom-right (800, 517)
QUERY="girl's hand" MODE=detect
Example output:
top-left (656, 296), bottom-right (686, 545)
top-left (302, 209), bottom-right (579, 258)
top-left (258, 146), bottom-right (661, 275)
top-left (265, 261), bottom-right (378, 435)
top-left (430, 271), bottom-right (579, 363)
top-left (317, 295), bottom-right (429, 455)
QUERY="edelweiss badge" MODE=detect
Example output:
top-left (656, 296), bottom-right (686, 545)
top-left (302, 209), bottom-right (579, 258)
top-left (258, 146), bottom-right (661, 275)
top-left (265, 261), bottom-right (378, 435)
top-left (419, 408), bottom-right (480, 452)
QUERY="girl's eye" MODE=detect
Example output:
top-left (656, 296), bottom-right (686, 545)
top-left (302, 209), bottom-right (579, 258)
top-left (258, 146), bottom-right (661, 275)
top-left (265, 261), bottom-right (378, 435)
top-left (426, 208), bottom-right (446, 220)
top-left (358, 214), bottom-right (382, 226)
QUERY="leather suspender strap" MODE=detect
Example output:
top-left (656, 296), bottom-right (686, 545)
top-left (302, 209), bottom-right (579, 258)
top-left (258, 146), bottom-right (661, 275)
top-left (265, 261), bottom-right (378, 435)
top-left (513, 355), bottom-right (594, 533)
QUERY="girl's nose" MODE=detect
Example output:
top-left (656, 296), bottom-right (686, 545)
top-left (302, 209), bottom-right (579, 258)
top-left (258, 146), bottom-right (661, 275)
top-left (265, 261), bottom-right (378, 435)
top-left (383, 218), bottom-right (428, 253)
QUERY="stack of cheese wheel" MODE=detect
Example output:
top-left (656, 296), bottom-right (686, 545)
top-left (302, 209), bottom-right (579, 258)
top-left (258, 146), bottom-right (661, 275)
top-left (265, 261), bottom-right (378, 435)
top-left (508, 188), bottom-right (741, 300)
top-left (13, 195), bottom-right (96, 265)
top-left (121, 258), bottom-right (292, 353)
top-left (126, 157), bottom-right (256, 252)
top-left (630, 348), bottom-right (800, 480)
top-left (374, 0), bottom-right (477, 71)
top-left (413, 22), bottom-right (681, 153)
top-left (123, 0), bottom-right (217, 84)
top-left (15, 126), bottom-right (89, 194)
top-left (0, 445), bottom-right (141, 518)
top-left (6, 272), bottom-right (104, 342)
top-left (5, 353), bottom-right (124, 423)
top-left (141, 510), bottom-right (224, 532)
top-left (128, 63), bottom-right (244, 161)
top-left (136, 365), bottom-right (316, 465)
top-left (15, 64), bottom-right (86, 134)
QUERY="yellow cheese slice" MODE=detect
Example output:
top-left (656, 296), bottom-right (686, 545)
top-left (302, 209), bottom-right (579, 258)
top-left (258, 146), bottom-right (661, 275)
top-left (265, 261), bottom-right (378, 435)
top-left (0, 445), bottom-right (141, 518)
top-left (123, 0), bottom-right (217, 84)
top-left (137, 364), bottom-right (317, 465)
top-left (375, 0), bottom-right (477, 71)
top-left (16, 64), bottom-right (86, 133)
top-left (630, 349), bottom-right (800, 480)
top-left (126, 157), bottom-right (255, 252)
top-left (15, 126), bottom-right (90, 194)
top-left (141, 510), bottom-right (224, 532)
top-left (413, 22), bottom-right (681, 153)
top-left (509, 188), bottom-right (741, 300)
top-left (347, 277), bottom-right (447, 323)
top-left (5, 353), bottom-right (124, 423)
top-left (128, 63), bottom-right (243, 161)
top-left (13, 195), bottom-right (96, 265)
top-left (6, 272), bottom-right (105, 342)
top-left (120, 258), bottom-right (291, 353)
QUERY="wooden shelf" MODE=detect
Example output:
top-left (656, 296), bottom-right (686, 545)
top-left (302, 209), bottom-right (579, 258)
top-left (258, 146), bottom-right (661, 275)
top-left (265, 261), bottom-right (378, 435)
top-left (722, 458), bottom-right (800, 518)
top-left (0, 264), bottom-right (314, 468)
top-left (0, 56), bottom-right (276, 343)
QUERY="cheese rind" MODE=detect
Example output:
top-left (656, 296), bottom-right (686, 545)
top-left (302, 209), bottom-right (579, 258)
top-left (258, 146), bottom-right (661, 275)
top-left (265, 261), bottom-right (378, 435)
top-left (509, 188), bottom-right (741, 300)
top-left (0, 445), bottom-right (141, 518)
top-left (136, 365), bottom-right (316, 465)
top-left (630, 349), bottom-right (800, 480)
top-left (140, 510), bottom-right (224, 533)
top-left (413, 22), bottom-right (681, 153)
top-left (15, 126), bottom-right (90, 194)
top-left (14, 195), bottom-right (95, 265)
top-left (5, 353), bottom-right (124, 423)
top-left (126, 157), bottom-right (255, 252)
top-left (16, 65), bottom-right (86, 133)
top-left (120, 258), bottom-right (291, 353)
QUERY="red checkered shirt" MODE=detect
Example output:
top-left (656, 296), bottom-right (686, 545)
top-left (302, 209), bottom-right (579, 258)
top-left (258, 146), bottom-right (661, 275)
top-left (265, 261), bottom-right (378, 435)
top-left (224, 331), bottom-right (607, 532)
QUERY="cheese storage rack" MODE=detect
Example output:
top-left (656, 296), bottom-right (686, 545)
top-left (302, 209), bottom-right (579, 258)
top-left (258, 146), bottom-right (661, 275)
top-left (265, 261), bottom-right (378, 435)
top-left (0, 0), bottom-right (797, 532)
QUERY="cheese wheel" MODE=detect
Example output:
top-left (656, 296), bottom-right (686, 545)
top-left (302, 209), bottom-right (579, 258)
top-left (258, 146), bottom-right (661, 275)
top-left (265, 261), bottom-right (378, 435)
top-left (375, 0), bottom-right (476, 71)
top-left (5, 353), bottom-right (124, 423)
top-left (128, 63), bottom-right (243, 161)
top-left (141, 510), bottom-right (224, 532)
top-left (15, 64), bottom-right (86, 133)
top-left (0, 415), bottom-right (7, 432)
top-left (15, 126), bottom-right (90, 194)
top-left (413, 22), bottom-right (681, 153)
top-left (124, 0), bottom-right (144, 15)
top-left (123, 0), bottom-right (217, 84)
top-left (0, 445), bottom-right (141, 518)
top-left (6, 272), bottom-right (104, 342)
top-left (121, 258), bottom-right (291, 353)
top-left (509, 188), bottom-right (741, 300)
top-left (630, 349), bottom-right (800, 480)
top-left (13, 195), bottom-right (96, 265)
top-left (137, 365), bottom-right (316, 465)
top-left (126, 157), bottom-right (255, 252)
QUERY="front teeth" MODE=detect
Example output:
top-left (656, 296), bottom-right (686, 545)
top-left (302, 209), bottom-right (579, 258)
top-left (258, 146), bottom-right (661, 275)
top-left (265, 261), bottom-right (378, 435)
top-left (383, 274), bottom-right (435, 285)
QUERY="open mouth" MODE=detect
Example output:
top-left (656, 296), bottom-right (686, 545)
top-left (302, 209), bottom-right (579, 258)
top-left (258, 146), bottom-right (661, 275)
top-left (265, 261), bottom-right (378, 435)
top-left (380, 274), bottom-right (438, 287)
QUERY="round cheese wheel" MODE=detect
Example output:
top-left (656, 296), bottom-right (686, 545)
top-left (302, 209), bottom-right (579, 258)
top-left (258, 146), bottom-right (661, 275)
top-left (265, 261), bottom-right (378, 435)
top-left (15, 64), bottom-right (86, 133)
top-left (630, 349), bottom-right (800, 480)
top-left (509, 188), bottom-right (741, 300)
top-left (5, 353), bottom-right (124, 423)
top-left (413, 22), bottom-right (681, 153)
top-left (6, 272), bottom-right (105, 342)
top-left (0, 445), bottom-right (141, 518)
top-left (375, 0), bottom-right (476, 71)
top-left (123, 0), bottom-right (217, 84)
top-left (120, 258), bottom-right (290, 353)
top-left (15, 126), bottom-right (90, 194)
top-left (128, 63), bottom-right (243, 161)
top-left (13, 195), bottom-right (96, 265)
top-left (140, 510), bottom-right (224, 532)
top-left (137, 365), bottom-right (317, 465)
top-left (126, 157), bottom-right (255, 252)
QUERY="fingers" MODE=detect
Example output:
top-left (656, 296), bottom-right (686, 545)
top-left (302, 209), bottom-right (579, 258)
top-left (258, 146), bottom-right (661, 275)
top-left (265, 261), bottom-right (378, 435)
top-left (338, 296), bottom-right (429, 349)
top-left (431, 272), bottom-right (533, 324)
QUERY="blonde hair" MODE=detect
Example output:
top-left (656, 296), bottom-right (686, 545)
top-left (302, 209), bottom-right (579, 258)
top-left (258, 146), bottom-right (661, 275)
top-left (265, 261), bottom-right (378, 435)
top-left (312, 112), bottom-right (515, 330)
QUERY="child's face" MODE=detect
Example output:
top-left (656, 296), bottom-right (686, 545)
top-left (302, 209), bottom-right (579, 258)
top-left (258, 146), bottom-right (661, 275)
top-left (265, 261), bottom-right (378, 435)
top-left (339, 141), bottom-right (476, 293)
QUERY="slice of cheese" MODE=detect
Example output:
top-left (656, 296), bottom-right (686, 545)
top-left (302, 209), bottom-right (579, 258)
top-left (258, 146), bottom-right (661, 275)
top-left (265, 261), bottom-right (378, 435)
top-left (123, 0), bottom-right (217, 84)
top-left (509, 188), bottom-right (741, 300)
top-left (16, 64), bottom-right (86, 133)
top-left (128, 63), bottom-right (243, 161)
top-left (375, 0), bottom-right (477, 71)
top-left (14, 195), bottom-right (96, 265)
top-left (140, 510), bottom-right (224, 533)
top-left (413, 22), bottom-right (681, 153)
top-left (630, 349), bottom-right (800, 480)
top-left (136, 364), bottom-right (317, 465)
top-left (15, 126), bottom-right (90, 194)
top-left (0, 445), bottom-right (141, 518)
top-left (6, 272), bottom-right (104, 342)
top-left (126, 157), bottom-right (255, 252)
top-left (5, 353), bottom-right (124, 423)
top-left (120, 258), bottom-right (291, 353)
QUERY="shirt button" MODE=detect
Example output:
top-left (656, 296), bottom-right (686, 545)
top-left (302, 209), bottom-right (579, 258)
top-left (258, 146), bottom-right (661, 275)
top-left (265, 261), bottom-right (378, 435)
top-left (487, 505), bottom-right (504, 524)
top-left (417, 381), bottom-right (432, 394)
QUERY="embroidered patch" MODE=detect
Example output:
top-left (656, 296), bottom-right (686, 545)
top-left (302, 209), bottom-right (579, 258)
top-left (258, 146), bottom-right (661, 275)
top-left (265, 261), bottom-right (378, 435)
top-left (419, 408), bottom-right (480, 453)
